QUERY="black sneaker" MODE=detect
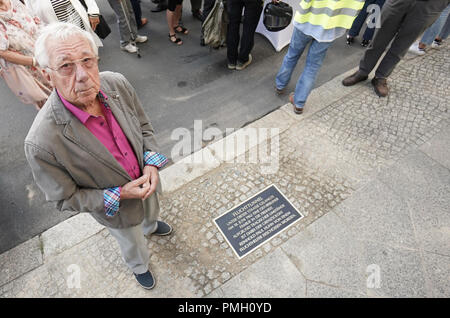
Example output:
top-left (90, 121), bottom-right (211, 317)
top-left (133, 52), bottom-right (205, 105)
top-left (152, 221), bottom-right (173, 236)
top-left (346, 35), bottom-right (354, 45)
top-left (227, 62), bottom-right (236, 70)
top-left (361, 39), bottom-right (370, 47)
top-left (236, 54), bottom-right (252, 71)
top-left (134, 270), bottom-right (156, 289)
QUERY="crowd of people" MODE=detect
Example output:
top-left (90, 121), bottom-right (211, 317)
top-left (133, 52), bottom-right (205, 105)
top-left (1, 0), bottom-right (449, 111)
top-left (1, 0), bottom-right (448, 290)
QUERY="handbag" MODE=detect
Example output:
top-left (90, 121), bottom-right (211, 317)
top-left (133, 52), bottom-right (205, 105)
top-left (93, 15), bottom-right (111, 39)
top-left (79, 0), bottom-right (111, 39)
top-left (202, 0), bottom-right (228, 48)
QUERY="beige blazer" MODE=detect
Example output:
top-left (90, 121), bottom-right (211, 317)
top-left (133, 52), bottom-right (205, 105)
top-left (25, 71), bottom-right (163, 229)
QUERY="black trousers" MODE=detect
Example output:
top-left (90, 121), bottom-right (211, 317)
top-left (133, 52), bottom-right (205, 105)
top-left (202, 0), bottom-right (216, 20)
top-left (359, 0), bottom-right (450, 78)
top-left (226, 0), bottom-right (263, 64)
top-left (130, 0), bottom-right (143, 28)
top-left (190, 0), bottom-right (202, 12)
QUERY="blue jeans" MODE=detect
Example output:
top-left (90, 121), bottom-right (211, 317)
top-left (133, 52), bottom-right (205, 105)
top-left (439, 14), bottom-right (450, 39)
top-left (420, 4), bottom-right (450, 45)
top-left (275, 28), bottom-right (332, 109)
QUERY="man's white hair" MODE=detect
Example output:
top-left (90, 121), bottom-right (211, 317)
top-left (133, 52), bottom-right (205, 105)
top-left (34, 22), bottom-right (98, 68)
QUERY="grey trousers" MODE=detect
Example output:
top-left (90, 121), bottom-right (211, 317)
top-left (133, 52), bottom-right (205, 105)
top-left (107, 193), bottom-right (160, 275)
top-left (359, 0), bottom-right (450, 78)
top-left (107, 0), bottom-right (138, 46)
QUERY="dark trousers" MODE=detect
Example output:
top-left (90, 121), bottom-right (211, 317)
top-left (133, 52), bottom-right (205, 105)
top-left (190, 0), bottom-right (202, 12)
top-left (130, 0), bottom-right (143, 28)
top-left (348, 0), bottom-right (386, 41)
top-left (202, 0), bottom-right (216, 20)
top-left (226, 0), bottom-right (263, 64)
top-left (360, 0), bottom-right (449, 78)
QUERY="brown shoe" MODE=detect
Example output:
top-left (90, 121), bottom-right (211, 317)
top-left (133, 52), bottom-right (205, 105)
top-left (371, 77), bottom-right (389, 97)
top-left (289, 93), bottom-right (303, 114)
top-left (342, 70), bottom-right (368, 86)
top-left (275, 86), bottom-right (284, 95)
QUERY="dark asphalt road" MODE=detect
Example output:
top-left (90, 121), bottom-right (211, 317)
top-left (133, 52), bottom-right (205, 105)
top-left (0, 0), bottom-right (367, 253)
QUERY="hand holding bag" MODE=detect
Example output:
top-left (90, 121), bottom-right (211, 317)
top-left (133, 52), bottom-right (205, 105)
top-left (93, 14), bottom-right (111, 39)
top-left (79, 0), bottom-right (111, 39)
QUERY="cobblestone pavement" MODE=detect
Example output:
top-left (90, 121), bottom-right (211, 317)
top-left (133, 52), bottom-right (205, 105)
top-left (1, 44), bottom-right (449, 297)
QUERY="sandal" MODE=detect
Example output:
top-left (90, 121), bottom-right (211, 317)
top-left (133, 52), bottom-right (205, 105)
top-left (174, 25), bottom-right (189, 35)
top-left (168, 33), bottom-right (183, 45)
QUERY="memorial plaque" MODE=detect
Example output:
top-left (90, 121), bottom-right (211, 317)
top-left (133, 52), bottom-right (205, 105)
top-left (214, 184), bottom-right (303, 259)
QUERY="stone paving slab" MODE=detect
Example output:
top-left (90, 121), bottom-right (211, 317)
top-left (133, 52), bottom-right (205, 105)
top-left (333, 179), bottom-right (418, 250)
top-left (422, 251), bottom-right (450, 298)
top-left (377, 151), bottom-right (450, 257)
top-left (41, 213), bottom-right (104, 259)
top-left (0, 236), bottom-right (42, 287)
top-left (419, 123), bottom-right (450, 170)
top-left (207, 248), bottom-right (306, 298)
top-left (305, 281), bottom-right (366, 298)
top-left (281, 211), bottom-right (368, 295)
top-left (362, 241), bottom-right (428, 298)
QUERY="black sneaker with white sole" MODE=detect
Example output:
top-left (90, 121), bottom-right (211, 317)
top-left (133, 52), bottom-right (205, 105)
top-left (134, 270), bottom-right (156, 289)
top-left (236, 54), bottom-right (252, 71)
top-left (152, 221), bottom-right (173, 236)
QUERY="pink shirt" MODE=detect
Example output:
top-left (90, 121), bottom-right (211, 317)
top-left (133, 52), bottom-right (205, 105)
top-left (59, 90), bottom-right (141, 180)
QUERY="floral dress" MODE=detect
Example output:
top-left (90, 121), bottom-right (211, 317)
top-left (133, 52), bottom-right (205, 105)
top-left (0, 0), bottom-right (52, 108)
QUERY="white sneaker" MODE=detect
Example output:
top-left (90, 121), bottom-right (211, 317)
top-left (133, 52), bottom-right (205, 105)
top-left (121, 43), bottom-right (138, 53)
top-left (135, 35), bottom-right (148, 43)
top-left (431, 40), bottom-right (442, 48)
top-left (408, 42), bottom-right (425, 55)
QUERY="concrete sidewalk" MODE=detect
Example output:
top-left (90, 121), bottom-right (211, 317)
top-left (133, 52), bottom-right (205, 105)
top-left (1, 44), bottom-right (449, 298)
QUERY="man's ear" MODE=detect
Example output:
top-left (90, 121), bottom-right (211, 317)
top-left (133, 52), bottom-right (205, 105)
top-left (41, 68), bottom-right (55, 88)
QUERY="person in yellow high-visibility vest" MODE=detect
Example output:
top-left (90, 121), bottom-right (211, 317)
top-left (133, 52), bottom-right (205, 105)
top-left (275, 0), bottom-right (364, 114)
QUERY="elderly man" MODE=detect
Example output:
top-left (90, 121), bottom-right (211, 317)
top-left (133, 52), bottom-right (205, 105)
top-left (25, 22), bottom-right (170, 290)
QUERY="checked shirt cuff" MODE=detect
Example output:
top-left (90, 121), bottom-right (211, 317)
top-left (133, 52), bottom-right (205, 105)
top-left (104, 186), bottom-right (121, 217)
top-left (144, 151), bottom-right (168, 169)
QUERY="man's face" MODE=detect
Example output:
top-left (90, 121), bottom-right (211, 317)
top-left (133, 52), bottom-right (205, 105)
top-left (45, 35), bottom-right (100, 108)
